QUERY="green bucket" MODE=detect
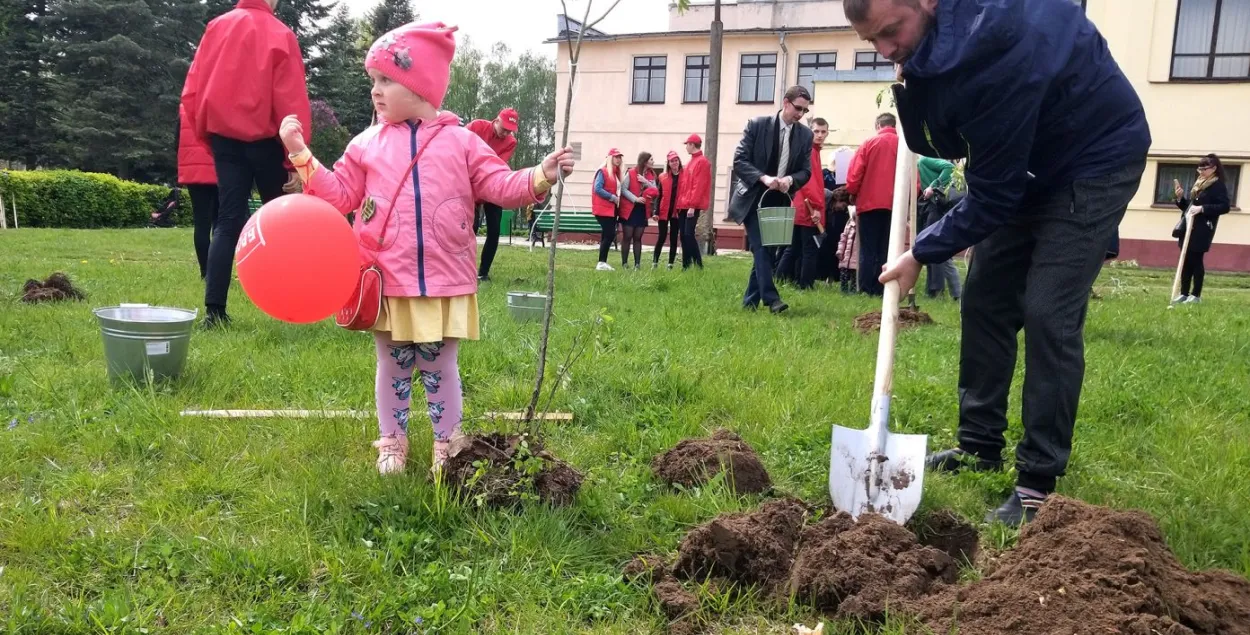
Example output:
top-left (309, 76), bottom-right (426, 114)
top-left (757, 191), bottom-right (795, 247)
top-left (93, 304), bottom-right (197, 383)
top-left (506, 292), bottom-right (546, 322)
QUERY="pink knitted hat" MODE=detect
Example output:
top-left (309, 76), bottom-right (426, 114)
top-left (366, 22), bottom-right (458, 109)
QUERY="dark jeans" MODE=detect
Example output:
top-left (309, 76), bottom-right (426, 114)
top-left (776, 226), bottom-right (820, 289)
top-left (856, 209), bottom-right (891, 296)
top-left (742, 208), bottom-right (781, 307)
top-left (680, 210), bottom-right (703, 269)
top-left (596, 216), bottom-right (617, 263)
top-left (205, 136), bottom-right (287, 311)
top-left (956, 159), bottom-right (1145, 493)
top-left (654, 218), bottom-right (680, 265)
top-left (188, 184), bottom-right (219, 280)
top-left (477, 202), bottom-right (503, 277)
top-left (1181, 248), bottom-right (1205, 297)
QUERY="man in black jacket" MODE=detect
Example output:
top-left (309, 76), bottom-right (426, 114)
top-left (728, 85), bottom-right (815, 314)
top-left (847, 0), bottom-right (1150, 524)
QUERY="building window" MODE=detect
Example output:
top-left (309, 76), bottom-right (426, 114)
top-left (684, 55), bottom-right (709, 103)
top-left (1171, 0), bottom-right (1250, 80)
top-left (738, 53), bottom-right (777, 103)
top-left (797, 52), bottom-right (837, 92)
top-left (1154, 162), bottom-right (1241, 206)
top-left (854, 50), bottom-right (892, 70)
top-left (632, 56), bottom-right (667, 104)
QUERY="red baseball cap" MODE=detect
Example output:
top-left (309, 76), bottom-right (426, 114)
top-left (685, 134), bottom-right (702, 145)
top-left (498, 108), bottom-right (520, 132)
top-left (608, 148), bottom-right (624, 157)
top-left (666, 150), bottom-right (680, 161)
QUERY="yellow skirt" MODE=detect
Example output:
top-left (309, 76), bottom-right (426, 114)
top-left (373, 295), bottom-right (479, 343)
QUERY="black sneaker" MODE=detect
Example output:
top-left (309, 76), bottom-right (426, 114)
top-left (985, 489), bottom-right (1046, 525)
top-left (202, 311), bottom-right (232, 331)
top-left (769, 300), bottom-right (789, 314)
top-left (477, 274), bottom-right (491, 283)
top-left (925, 448), bottom-right (1004, 474)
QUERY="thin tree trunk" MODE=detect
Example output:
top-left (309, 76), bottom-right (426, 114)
top-left (701, 0), bottom-right (723, 256)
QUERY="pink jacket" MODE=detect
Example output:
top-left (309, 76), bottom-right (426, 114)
top-left (305, 111), bottom-right (545, 297)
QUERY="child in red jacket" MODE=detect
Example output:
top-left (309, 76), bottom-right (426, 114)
top-left (180, 0), bottom-right (312, 328)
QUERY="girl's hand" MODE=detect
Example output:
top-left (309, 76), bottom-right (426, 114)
top-left (1188, 206), bottom-right (1202, 218)
top-left (279, 115), bottom-right (306, 155)
top-left (542, 146), bottom-right (575, 183)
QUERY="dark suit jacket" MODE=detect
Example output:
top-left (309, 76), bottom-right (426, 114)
top-left (728, 114), bottom-right (814, 223)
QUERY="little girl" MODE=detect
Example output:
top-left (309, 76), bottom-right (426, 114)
top-left (278, 21), bottom-right (574, 475)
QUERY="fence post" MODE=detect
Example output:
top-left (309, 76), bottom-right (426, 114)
top-left (0, 191), bottom-right (7, 229)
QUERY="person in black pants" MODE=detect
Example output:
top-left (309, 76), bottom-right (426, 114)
top-left (653, 151), bottom-right (683, 269)
top-left (204, 136), bottom-right (289, 324)
top-left (591, 149), bottom-right (625, 271)
top-left (188, 185), bottom-right (219, 277)
top-left (726, 85), bottom-right (815, 313)
top-left (1172, 154), bottom-right (1231, 304)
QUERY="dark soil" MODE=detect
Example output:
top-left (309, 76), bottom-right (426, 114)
top-left (653, 577), bottom-right (699, 620)
top-left (789, 512), bottom-right (957, 621)
top-left (853, 308), bottom-right (934, 333)
top-left (441, 433), bottom-right (582, 507)
top-left (20, 272), bottom-right (86, 303)
top-left (651, 429), bottom-right (771, 494)
top-left (910, 496), bottom-right (1250, 635)
top-left (908, 509), bottom-right (980, 565)
top-left (623, 553), bottom-right (671, 585)
top-left (673, 498), bottom-right (809, 587)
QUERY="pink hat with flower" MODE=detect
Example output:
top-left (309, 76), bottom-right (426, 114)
top-left (366, 22), bottom-right (458, 109)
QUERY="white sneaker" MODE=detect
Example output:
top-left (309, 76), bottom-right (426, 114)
top-left (596, 262), bottom-right (614, 271)
top-left (373, 435), bottom-right (408, 475)
top-left (1172, 294), bottom-right (1189, 304)
top-left (1184, 295), bottom-right (1202, 304)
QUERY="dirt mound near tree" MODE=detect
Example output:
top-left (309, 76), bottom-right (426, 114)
top-left (651, 429), bottom-right (771, 494)
top-left (853, 308), bottom-right (933, 333)
top-left (20, 272), bottom-right (86, 303)
top-left (910, 496), bottom-right (1250, 635)
top-left (789, 512), bottom-right (958, 621)
top-left (908, 509), bottom-right (980, 565)
top-left (441, 433), bottom-right (582, 507)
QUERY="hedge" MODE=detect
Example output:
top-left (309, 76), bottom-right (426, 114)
top-left (0, 170), bottom-right (169, 228)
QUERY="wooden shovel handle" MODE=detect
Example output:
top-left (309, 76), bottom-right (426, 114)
top-left (1171, 209), bottom-right (1196, 302)
top-left (873, 130), bottom-right (918, 401)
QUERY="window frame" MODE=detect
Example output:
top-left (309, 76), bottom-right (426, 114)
top-left (796, 51), bottom-right (837, 93)
top-left (683, 54), bottom-right (710, 104)
top-left (853, 50), bottom-right (893, 71)
top-left (630, 55), bottom-right (668, 105)
top-left (1169, 0), bottom-right (1250, 82)
top-left (1153, 161), bottom-right (1242, 209)
top-left (737, 52), bottom-right (778, 104)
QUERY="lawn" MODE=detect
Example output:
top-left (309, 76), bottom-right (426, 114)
top-left (1, 228), bottom-right (1248, 634)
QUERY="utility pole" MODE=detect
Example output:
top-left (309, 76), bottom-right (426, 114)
top-left (702, 0), bottom-right (723, 255)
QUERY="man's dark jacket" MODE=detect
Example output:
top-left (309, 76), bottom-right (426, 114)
top-left (728, 114), bottom-right (814, 223)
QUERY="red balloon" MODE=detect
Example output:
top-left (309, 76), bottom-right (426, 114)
top-left (235, 194), bottom-right (360, 324)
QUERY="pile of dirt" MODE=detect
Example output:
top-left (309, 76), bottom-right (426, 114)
top-left (673, 498), bottom-right (809, 587)
top-left (908, 509), bottom-right (980, 564)
top-left (623, 553), bottom-right (700, 634)
top-left (853, 308), bottom-right (934, 333)
top-left (910, 496), bottom-right (1250, 635)
top-left (441, 433), bottom-right (582, 507)
top-left (20, 273), bottom-right (86, 303)
top-left (651, 429), bottom-right (771, 494)
top-left (789, 512), bottom-right (958, 621)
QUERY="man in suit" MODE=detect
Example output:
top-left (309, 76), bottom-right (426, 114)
top-left (728, 85), bottom-right (815, 314)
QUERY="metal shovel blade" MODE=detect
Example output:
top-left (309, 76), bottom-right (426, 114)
top-left (813, 232), bottom-right (825, 249)
top-left (829, 418), bottom-right (926, 524)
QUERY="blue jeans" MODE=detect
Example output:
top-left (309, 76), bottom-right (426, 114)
top-left (742, 208), bottom-right (781, 307)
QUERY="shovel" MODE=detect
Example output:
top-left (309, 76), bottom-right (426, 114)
top-left (807, 200), bottom-right (827, 249)
top-left (905, 179), bottom-right (920, 311)
top-left (829, 131), bottom-right (927, 525)
top-left (1168, 208), bottom-right (1196, 308)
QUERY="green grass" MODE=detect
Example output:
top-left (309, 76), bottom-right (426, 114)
top-left (1, 228), bottom-right (1248, 634)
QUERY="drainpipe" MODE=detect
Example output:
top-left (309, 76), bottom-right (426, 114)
top-left (778, 29), bottom-right (789, 104)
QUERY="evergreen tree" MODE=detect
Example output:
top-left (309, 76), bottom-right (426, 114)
top-left (365, 0), bottom-right (412, 40)
top-left (0, 0), bottom-right (54, 168)
top-left (307, 4), bottom-right (372, 135)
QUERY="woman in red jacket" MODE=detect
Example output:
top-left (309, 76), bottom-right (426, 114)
top-left (175, 105), bottom-right (219, 279)
top-left (591, 148), bottom-right (625, 271)
top-left (621, 152), bottom-right (658, 270)
top-left (653, 151), bottom-right (682, 269)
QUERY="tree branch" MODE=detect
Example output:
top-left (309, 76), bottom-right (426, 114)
top-left (584, 0), bottom-right (625, 32)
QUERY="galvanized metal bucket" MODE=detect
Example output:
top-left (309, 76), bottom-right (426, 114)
top-left (506, 292), bottom-right (546, 323)
top-left (757, 190), bottom-right (795, 247)
top-left (93, 304), bottom-right (197, 383)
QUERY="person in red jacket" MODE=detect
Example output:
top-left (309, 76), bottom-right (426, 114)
top-left (845, 112), bottom-right (900, 297)
top-left (776, 117), bottom-right (830, 289)
top-left (621, 152), bottom-right (658, 270)
top-left (174, 104), bottom-right (220, 279)
top-left (677, 134), bottom-right (710, 270)
top-left (653, 151), bottom-right (683, 269)
top-left (466, 107), bottom-right (519, 281)
top-left (180, 0), bottom-right (312, 328)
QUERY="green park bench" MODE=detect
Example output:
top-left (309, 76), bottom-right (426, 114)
top-left (530, 208), bottom-right (614, 249)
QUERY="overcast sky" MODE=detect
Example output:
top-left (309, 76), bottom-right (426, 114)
top-left (339, 0), bottom-right (673, 57)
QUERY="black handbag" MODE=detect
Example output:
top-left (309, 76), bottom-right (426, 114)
top-left (1172, 211), bottom-right (1187, 239)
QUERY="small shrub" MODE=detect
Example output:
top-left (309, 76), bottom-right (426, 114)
top-left (0, 169), bottom-right (168, 228)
